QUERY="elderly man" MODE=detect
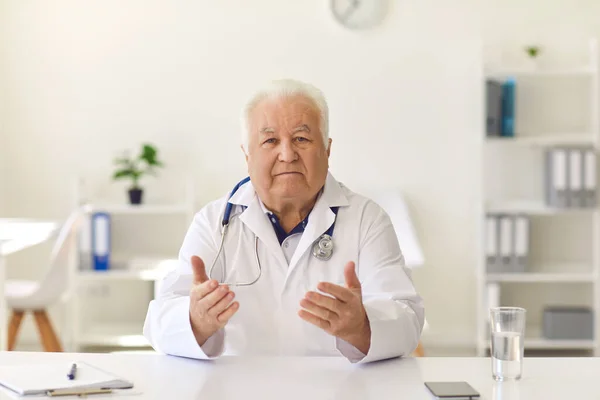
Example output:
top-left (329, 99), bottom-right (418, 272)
top-left (143, 79), bottom-right (424, 363)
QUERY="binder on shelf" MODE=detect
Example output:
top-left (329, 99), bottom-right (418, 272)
top-left (584, 149), bottom-right (597, 208)
top-left (499, 215), bottom-right (513, 270)
top-left (512, 214), bottom-right (529, 272)
top-left (486, 80), bottom-right (503, 137)
top-left (91, 212), bottom-right (111, 271)
top-left (569, 148), bottom-right (584, 207)
top-left (501, 78), bottom-right (516, 137)
top-left (78, 214), bottom-right (92, 271)
top-left (485, 214), bottom-right (500, 273)
top-left (545, 148), bottom-right (569, 208)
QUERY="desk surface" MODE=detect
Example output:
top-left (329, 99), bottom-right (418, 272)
top-left (0, 352), bottom-right (596, 399)
top-left (0, 219), bottom-right (58, 255)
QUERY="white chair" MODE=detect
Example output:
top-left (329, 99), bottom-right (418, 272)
top-left (369, 189), bottom-right (427, 356)
top-left (6, 207), bottom-right (87, 352)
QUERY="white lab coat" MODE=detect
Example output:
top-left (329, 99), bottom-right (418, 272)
top-left (143, 172), bottom-right (424, 363)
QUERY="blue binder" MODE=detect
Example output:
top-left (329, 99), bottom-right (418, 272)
top-left (501, 78), bottom-right (516, 137)
top-left (91, 212), bottom-right (111, 271)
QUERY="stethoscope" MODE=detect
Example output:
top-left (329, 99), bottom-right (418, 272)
top-left (208, 177), bottom-right (338, 286)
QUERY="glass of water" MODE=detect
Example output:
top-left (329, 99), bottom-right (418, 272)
top-left (490, 307), bottom-right (526, 381)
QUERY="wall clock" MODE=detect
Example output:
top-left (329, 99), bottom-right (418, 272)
top-left (330, 0), bottom-right (389, 30)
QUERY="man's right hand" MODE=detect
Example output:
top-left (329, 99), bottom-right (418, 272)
top-left (189, 255), bottom-right (239, 346)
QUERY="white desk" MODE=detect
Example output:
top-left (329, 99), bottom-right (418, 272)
top-left (0, 219), bottom-right (59, 351)
top-left (0, 353), bottom-right (596, 399)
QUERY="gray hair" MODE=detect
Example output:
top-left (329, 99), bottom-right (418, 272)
top-left (240, 79), bottom-right (329, 151)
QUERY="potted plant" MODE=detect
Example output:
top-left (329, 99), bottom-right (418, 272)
top-left (524, 45), bottom-right (541, 70)
top-left (112, 143), bottom-right (164, 205)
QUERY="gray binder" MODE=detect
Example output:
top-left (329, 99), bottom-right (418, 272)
top-left (545, 148), bottom-right (569, 208)
top-left (569, 148), bottom-right (584, 208)
top-left (486, 80), bottom-right (503, 137)
top-left (511, 214), bottom-right (528, 272)
top-left (583, 149), bottom-right (597, 207)
top-left (499, 215), bottom-right (513, 271)
top-left (486, 214), bottom-right (500, 273)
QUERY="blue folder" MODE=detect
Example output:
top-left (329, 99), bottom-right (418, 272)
top-left (91, 212), bottom-right (111, 271)
top-left (501, 78), bottom-right (516, 137)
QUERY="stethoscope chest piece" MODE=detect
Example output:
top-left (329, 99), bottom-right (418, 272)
top-left (312, 234), bottom-right (334, 261)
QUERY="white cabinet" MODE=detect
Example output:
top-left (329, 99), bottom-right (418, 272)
top-left (65, 177), bottom-right (194, 351)
top-left (477, 38), bottom-right (600, 356)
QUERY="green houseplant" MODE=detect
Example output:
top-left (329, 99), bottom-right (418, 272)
top-left (524, 45), bottom-right (541, 70)
top-left (113, 143), bottom-right (164, 205)
top-left (525, 45), bottom-right (540, 58)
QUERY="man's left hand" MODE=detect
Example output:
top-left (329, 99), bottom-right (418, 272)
top-left (298, 261), bottom-right (371, 355)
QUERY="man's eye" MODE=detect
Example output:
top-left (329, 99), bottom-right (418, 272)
top-left (264, 138), bottom-right (276, 144)
top-left (295, 137), bottom-right (308, 142)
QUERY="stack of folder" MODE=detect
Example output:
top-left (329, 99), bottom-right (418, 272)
top-left (545, 147), bottom-right (597, 208)
top-left (486, 78), bottom-right (516, 137)
top-left (486, 213), bottom-right (529, 274)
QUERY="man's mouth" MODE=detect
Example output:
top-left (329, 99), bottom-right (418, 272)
top-left (276, 172), bottom-right (301, 176)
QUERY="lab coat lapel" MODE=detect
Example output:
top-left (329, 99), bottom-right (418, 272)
top-left (233, 182), bottom-right (288, 268)
top-left (286, 173), bottom-right (350, 277)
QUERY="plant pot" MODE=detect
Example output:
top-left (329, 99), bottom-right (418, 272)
top-left (524, 57), bottom-right (539, 71)
top-left (128, 188), bottom-right (143, 205)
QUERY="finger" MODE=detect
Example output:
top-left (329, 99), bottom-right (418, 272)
top-left (305, 291), bottom-right (340, 315)
top-left (208, 290), bottom-right (236, 316)
top-left (190, 279), bottom-right (219, 299)
top-left (217, 301), bottom-right (239, 323)
top-left (344, 261), bottom-right (361, 290)
top-left (317, 282), bottom-right (353, 303)
top-left (191, 256), bottom-right (209, 284)
top-left (300, 298), bottom-right (337, 321)
top-left (199, 285), bottom-right (232, 308)
top-left (298, 309), bottom-right (330, 331)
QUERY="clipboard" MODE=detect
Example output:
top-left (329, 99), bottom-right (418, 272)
top-left (0, 361), bottom-right (133, 397)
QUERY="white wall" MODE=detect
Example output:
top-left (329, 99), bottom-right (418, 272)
top-left (0, 2), bottom-right (7, 216)
top-left (1, 0), bottom-right (482, 347)
top-left (484, 0), bottom-right (600, 53)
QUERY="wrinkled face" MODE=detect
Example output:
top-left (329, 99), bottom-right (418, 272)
top-left (244, 95), bottom-right (331, 204)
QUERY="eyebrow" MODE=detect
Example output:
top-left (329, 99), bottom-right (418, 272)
top-left (260, 127), bottom-right (275, 134)
top-left (293, 124), bottom-right (311, 133)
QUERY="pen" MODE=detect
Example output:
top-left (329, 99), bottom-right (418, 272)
top-left (67, 363), bottom-right (77, 380)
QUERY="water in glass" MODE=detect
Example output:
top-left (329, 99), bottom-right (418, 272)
top-left (492, 331), bottom-right (523, 380)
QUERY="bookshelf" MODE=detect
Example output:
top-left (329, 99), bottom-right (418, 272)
top-left (477, 38), bottom-right (600, 356)
top-left (62, 176), bottom-right (195, 351)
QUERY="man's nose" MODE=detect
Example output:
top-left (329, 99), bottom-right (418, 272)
top-left (278, 140), bottom-right (298, 162)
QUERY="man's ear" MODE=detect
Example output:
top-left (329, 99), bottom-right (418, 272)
top-left (241, 144), bottom-right (248, 162)
top-left (326, 138), bottom-right (332, 157)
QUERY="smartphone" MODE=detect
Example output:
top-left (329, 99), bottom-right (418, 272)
top-left (424, 381), bottom-right (480, 399)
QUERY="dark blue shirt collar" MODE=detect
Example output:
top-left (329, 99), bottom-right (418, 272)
top-left (266, 212), bottom-right (309, 245)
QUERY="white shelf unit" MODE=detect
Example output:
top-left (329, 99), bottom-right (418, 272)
top-left (485, 67), bottom-right (596, 79)
top-left (478, 39), bottom-right (600, 356)
top-left (523, 326), bottom-right (596, 350)
top-left (486, 200), bottom-right (598, 215)
top-left (487, 272), bottom-right (597, 283)
top-left (63, 177), bottom-right (195, 351)
top-left (86, 204), bottom-right (192, 215)
top-left (486, 133), bottom-right (596, 147)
